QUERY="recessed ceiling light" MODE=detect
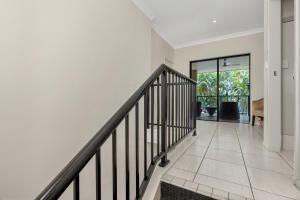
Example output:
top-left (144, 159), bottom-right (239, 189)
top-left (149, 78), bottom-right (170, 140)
top-left (212, 20), bottom-right (217, 24)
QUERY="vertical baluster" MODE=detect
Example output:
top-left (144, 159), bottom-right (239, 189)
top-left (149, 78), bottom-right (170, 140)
top-left (151, 85), bottom-right (154, 164)
top-left (143, 93), bottom-right (148, 179)
top-left (183, 79), bottom-right (186, 136)
top-left (96, 149), bottom-right (101, 200)
top-left (180, 77), bottom-right (183, 139)
top-left (186, 80), bottom-right (188, 134)
top-left (172, 73), bottom-right (174, 146)
top-left (185, 79), bottom-right (187, 135)
top-left (189, 82), bottom-right (192, 131)
top-left (190, 83), bottom-right (192, 131)
top-left (112, 130), bottom-right (117, 200)
top-left (125, 115), bottom-right (130, 200)
top-left (188, 82), bottom-right (190, 132)
top-left (73, 175), bottom-right (80, 200)
top-left (186, 81), bottom-right (188, 133)
top-left (187, 82), bottom-right (190, 132)
top-left (191, 83), bottom-right (193, 130)
top-left (175, 75), bottom-right (178, 143)
top-left (187, 81), bottom-right (189, 133)
top-left (177, 76), bottom-right (180, 141)
top-left (168, 72), bottom-right (171, 148)
top-left (193, 83), bottom-right (197, 136)
top-left (186, 80), bottom-right (188, 135)
top-left (192, 83), bottom-right (194, 131)
top-left (146, 88), bottom-right (150, 129)
top-left (135, 103), bottom-right (140, 198)
top-left (157, 77), bottom-right (160, 156)
top-left (159, 70), bottom-right (169, 167)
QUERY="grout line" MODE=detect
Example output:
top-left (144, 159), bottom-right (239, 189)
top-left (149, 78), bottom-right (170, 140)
top-left (203, 157), bottom-right (244, 166)
top-left (242, 152), bottom-right (287, 160)
top-left (208, 145), bottom-right (242, 153)
top-left (196, 174), bottom-right (253, 199)
top-left (196, 173), bottom-right (251, 188)
top-left (245, 165), bottom-right (294, 176)
top-left (192, 124), bottom-right (218, 181)
top-left (164, 132), bottom-right (201, 173)
top-left (251, 188), bottom-right (297, 200)
top-left (234, 126), bottom-right (256, 200)
top-left (171, 165), bottom-right (252, 189)
top-left (279, 151), bottom-right (294, 169)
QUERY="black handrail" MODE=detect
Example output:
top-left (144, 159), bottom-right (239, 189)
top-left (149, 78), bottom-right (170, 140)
top-left (36, 64), bottom-right (197, 200)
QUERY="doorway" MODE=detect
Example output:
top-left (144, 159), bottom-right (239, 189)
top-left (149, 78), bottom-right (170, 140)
top-left (190, 54), bottom-right (250, 123)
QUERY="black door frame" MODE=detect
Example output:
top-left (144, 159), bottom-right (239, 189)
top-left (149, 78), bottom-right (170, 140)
top-left (189, 53), bottom-right (251, 123)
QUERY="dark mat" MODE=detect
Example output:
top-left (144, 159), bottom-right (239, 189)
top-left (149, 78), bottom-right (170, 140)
top-left (161, 182), bottom-right (216, 200)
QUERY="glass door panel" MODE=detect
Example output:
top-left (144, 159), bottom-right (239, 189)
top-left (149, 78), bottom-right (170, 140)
top-left (191, 59), bottom-right (218, 121)
top-left (218, 55), bottom-right (250, 123)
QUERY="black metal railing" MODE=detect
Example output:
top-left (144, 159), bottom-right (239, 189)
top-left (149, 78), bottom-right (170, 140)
top-left (36, 64), bottom-right (197, 200)
top-left (197, 95), bottom-right (250, 114)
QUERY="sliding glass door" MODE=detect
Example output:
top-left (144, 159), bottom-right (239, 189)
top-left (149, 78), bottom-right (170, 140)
top-left (191, 59), bottom-right (218, 121)
top-left (190, 54), bottom-right (250, 123)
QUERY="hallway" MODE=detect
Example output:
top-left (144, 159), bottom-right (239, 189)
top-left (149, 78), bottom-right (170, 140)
top-left (162, 121), bottom-right (299, 200)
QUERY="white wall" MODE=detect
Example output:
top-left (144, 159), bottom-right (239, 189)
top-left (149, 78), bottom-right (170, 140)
top-left (0, 0), bottom-right (152, 199)
top-left (174, 33), bottom-right (264, 107)
top-left (282, 0), bottom-right (295, 150)
top-left (294, 0), bottom-right (300, 188)
top-left (151, 29), bottom-right (175, 71)
top-left (264, 0), bottom-right (282, 152)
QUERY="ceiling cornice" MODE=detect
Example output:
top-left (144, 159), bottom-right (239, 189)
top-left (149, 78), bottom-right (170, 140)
top-left (175, 28), bottom-right (264, 49)
top-left (131, 0), bottom-right (263, 50)
top-left (131, 0), bottom-right (155, 21)
top-left (131, 0), bottom-right (175, 48)
top-left (151, 24), bottom-right (176, 49)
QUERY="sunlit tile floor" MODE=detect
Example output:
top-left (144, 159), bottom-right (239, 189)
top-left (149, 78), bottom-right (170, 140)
top-left (162, 121), bottom-right (300, 200)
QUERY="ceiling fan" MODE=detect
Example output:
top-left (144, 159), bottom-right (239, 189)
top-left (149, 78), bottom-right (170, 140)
top-left (222, 58), bottom-right (241, 67)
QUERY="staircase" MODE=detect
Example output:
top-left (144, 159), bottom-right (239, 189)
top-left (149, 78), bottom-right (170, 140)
top-left (36, 64), bottom-right (197, 200)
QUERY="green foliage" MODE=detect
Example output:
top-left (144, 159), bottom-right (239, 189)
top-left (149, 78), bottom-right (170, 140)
top-left (219, 70), bottom-right (249, 96)
top-left (197, 70), bottom-right (250, 112)
top-left (197, 72), bottom-right (217, 107)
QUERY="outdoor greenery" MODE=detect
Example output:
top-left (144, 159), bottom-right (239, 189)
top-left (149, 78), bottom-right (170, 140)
top-left (197, 70), bottom-right (250, 113)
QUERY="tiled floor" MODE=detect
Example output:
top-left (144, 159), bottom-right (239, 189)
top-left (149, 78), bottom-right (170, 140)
top-left (198, 113), bottom-right (250, 124)
top-left (161, 121), bottom-right (300, 200)
top-left (280, 149), bottom-right (294, 168)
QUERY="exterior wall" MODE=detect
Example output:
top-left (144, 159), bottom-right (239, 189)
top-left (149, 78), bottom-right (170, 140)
top-left (0, 0), bottom-right (152, 199)
top-left (151, 29), bottom-right (175, 71)
top-left (174, 33), bottom-right (264, 112)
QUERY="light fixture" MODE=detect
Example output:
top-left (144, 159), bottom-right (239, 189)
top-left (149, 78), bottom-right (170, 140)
top-left (212, 20), bottom-right (217, 24)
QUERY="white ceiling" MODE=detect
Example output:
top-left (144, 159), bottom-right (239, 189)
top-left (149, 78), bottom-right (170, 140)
top-left (132, 0), bottom-right (264, 49)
